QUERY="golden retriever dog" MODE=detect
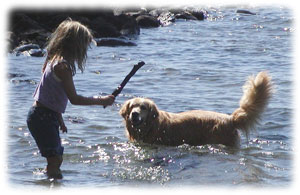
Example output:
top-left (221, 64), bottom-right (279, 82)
top-left (120, 72), bottom-right (272, 147)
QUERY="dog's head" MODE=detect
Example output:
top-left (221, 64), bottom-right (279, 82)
top-left (120, 98), bottom-right (159, 131)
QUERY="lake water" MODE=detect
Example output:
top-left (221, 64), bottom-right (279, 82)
top-left (6, 6), bottom-right (294, 190)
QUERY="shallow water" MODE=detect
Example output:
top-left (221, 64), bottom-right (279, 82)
top-left (6, 6), bottom-right (293, 188)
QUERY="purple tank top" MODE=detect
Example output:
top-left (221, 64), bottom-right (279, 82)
top-left (33, 60), bottom-right (68, 113)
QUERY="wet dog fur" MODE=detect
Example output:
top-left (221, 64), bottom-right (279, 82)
top-left (120, 72), bottom-right (272, 147)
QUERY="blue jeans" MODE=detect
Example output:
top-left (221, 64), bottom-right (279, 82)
top-left (26, 106), bottom-right (64, 157)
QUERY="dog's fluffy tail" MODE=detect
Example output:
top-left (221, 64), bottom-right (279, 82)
top-left (231, 72), bottom-right (272, 139)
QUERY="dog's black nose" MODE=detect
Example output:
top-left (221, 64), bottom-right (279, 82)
top-left (131, 112), bottom-right (142, 125)
top-left (132, 112), bottom-right (139, 120)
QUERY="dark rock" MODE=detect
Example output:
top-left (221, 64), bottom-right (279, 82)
top-left (8, 8), bottom-right (207, 54)
top-left (91, 70), bottom-right (101, 75)
top-left (120, 21), bottom-right (140, 36)
top-left (175, 11), bottom-right (198, 20)
top-left (114, 7), bottom-right (147, 18)
top-left (189, 10), bottom-right (206, 20)
top-left (95, 38), bottom-right (137, 47)
top-left (9, 13), bottom-right (50, 48)
top-left (25, 12), bottom-right (70, 31)
top-left (87, 12), bottom-right (140, 37)
top-left (149, 8), bottom-right (169, 17)
top-left (8, 9), bottom-right (141, 51)
top-left (22, 29), bottom-right (51, 47)
top-left (114, 14), bottom-right (140, 36)
top-left (10, 79), bottom-right (37, 85)
top-left (123, 10), bottom-right (147, 18)
top-left (10, 13), bottom-right (46, 34)
top-left (7, 31), bottom-right (19, 52)
top-left (67, 116), bottom-right (86, 124)
top-left (236, 9), bottom-right (256, 15)
top-left (27, 48), bottom-right (46, 57)
top-left (13, 43), bottom-right (40, 53)
top-left (12, 43), bottom-right (45, 57)
top-left (136, 15), bottom-right (160, 28)
top-left (7, 73), bottom-right (26, 79)
top-left (157, 11), bottom-right (175, 26)
top-left (89, 16), bottom-right (121, 37)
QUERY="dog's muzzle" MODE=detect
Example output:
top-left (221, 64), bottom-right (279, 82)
top-left (130, 111), bottom-right (143, 126)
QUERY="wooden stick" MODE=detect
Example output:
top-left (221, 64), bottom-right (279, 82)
top-left (104, 61), bottom-right (145, 108)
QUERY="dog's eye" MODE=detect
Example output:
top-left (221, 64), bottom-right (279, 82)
top-left (140, 105), bottom-right (147, 110)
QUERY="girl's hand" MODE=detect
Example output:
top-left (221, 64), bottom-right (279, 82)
top-left (60, 124), bottom-right (68, 133)
top-left (101, 95), bottom-right (115, 106)
top-left (57, 113), bottom-right (67, 133)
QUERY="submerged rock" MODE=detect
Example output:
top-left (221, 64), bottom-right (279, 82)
top-left (7, 73), bottom-right (26, 79)
top-left (95, 38), bottom-right (137, 47)
top-left (67, 116), bottom-right (86, 124)
top-left (236, 9), bottom-right (256, 15)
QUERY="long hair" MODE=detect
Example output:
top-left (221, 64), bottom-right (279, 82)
top-left (42, 18), bottom-right (93, 76)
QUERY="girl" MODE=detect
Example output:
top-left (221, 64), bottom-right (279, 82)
top-left (26, 19), bottom-right (115, 179)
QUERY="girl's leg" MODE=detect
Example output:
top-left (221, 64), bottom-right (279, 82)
top-left (46, 155), bottom-right (63, 179)
top-left (27, 106), bottom-right (64, 179)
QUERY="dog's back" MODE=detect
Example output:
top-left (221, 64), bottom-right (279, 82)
top-left (154, 110), bottom-right (238, 146)
top-left (148, 71), bottom-right (272, 146)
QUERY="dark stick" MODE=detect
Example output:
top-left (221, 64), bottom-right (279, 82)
top-left (104, 61), bottom-right (145, 108)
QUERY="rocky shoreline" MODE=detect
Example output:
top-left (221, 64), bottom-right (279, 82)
top-left (8, 7), bottom-right (207, 57)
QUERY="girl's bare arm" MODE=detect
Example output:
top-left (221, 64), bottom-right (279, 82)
top-left (54, 62), bottom-right (115, 106)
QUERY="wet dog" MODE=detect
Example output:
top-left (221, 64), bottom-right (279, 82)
top-left (120, 72), bottom-right (272, 147)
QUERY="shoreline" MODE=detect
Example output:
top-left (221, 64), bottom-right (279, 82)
top-left (8, 7), bottom-right (206, 56)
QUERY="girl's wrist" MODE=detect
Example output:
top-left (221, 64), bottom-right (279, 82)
top-left (93, 95), bottom-right (103, 105)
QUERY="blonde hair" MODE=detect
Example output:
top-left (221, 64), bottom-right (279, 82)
top-left (43, 19), bottom-right (93, 75)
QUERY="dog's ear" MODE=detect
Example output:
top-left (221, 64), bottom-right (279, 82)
top-left (119, 100), bottom-right (131, 119)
